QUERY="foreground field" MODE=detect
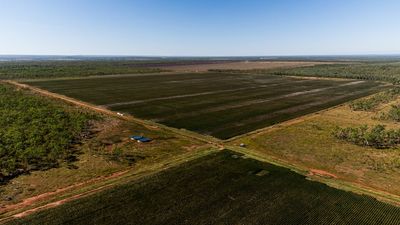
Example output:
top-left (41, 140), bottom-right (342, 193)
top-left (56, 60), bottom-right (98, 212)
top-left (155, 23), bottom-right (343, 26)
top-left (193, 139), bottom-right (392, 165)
top-left (230, 93), bottom-right (400, 196)
top-left (8, 150), bottom-right (400, 225)
top-left (24, 73), bottom-right (385, 139)
top-left (0, 83), bottom-right (211, 219)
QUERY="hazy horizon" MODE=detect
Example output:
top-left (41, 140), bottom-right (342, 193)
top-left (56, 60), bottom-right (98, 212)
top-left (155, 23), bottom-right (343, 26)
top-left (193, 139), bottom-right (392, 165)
top-left (1, 0), bottom-right (400, 56)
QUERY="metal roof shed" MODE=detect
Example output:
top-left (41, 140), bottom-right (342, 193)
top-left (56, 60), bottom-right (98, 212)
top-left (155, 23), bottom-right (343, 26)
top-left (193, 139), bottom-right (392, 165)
top-left (137, 137), bottom-right (152, 143)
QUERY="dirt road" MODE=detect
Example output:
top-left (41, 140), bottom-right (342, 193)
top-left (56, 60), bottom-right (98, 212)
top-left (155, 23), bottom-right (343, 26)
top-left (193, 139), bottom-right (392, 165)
top-left (1, 79), bottom-right (399, 223)
top-left (3, 80), bottom-right (219, 145)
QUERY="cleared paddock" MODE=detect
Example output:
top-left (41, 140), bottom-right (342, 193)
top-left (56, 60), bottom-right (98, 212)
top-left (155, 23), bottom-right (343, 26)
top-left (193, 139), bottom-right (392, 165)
top-left (24, 72), bottom-right (386, 139)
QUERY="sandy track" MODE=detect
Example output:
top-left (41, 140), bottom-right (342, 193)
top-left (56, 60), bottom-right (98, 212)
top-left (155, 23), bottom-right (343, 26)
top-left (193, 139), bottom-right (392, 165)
top-left (0, 170), bottom-right (131, 224)
top-left (0, 170), bottom-right (129, 216)
top-left (309, 169), bottom-right (338, 179)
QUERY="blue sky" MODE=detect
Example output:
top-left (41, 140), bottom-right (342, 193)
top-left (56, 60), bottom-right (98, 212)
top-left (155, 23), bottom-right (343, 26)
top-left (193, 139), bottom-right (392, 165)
top-left (1, 0), bottom-right (400, 56)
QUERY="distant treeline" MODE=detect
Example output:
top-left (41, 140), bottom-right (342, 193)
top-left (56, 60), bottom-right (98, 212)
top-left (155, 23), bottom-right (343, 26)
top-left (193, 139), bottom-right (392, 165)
top-left (270, 63), bottom-right (400, 84)
top-left (0, 60), bottom-right (242, 80)
top-left (0, 84), bottom-right (97, 182)
top-left (0, 61), bottom-right (166, 79)
top-left (211, 62), bottom-right (400, 84)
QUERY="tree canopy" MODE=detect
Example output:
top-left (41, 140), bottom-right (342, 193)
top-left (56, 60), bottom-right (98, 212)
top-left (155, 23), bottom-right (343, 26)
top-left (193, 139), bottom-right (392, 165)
top-left (0, 84), bottom-right (96, 181)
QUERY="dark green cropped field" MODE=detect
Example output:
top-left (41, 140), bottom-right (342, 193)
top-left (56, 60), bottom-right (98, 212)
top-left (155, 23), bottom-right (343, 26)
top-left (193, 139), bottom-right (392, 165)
top-left (9, 150), bottom-right (400, 225)
top-left (25, 73), bottom-right (386, 139)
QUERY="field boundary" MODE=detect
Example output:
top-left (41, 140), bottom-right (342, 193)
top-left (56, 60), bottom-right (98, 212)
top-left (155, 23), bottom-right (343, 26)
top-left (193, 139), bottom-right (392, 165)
top-left (2, 80), bottom-right (222, 146)
top-left (225, 83), bottom-right (391, 142)
top-left (2, 79), bottom-right (400, 222)
top-left (16, 71), bottom-right (187, 82)
top-left (0, 148), bottom-right (218, 223)
top-left (227, 145), bottom-right (400, 207)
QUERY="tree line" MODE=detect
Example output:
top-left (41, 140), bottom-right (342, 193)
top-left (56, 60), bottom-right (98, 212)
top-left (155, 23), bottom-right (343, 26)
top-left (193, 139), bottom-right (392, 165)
top-left (0, 84), bottom-right (97, 182)
top-left (333, 125), bottom-right (400, 149)
top-left (211, 62), bottom-right (400, 84)
top-left (350, 87), bottom-right (400, 111)
top-left (0, 61), bottom-right (165, 80)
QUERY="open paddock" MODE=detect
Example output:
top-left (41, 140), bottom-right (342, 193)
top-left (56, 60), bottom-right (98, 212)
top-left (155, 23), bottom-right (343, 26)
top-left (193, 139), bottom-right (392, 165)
top-left (24, 73), bottom-right (386, 139)
top-left (157, 60), bottom-right (334, 72)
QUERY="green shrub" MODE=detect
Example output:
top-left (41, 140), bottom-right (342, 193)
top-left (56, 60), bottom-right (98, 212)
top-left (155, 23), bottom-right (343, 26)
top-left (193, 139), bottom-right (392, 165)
top-left (269, 63), bottom-right (400, 84)
top-left (349, 87), bottom-right (400, 111)
top-left (212, 62), bottom-right (400, 84)
top-left (0, 61), bottom-right (165, 79)
top-left (333, 124), bottom-right (400, 149)
top-left (382, 105), bottom-right (400, 122)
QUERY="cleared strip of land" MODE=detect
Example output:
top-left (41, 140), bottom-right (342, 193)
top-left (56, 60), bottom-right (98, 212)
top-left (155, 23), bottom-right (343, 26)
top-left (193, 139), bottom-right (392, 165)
top-left (158, 60), bottom-right (334, 72)
top-left (24, 72), bottom-right (386, 139)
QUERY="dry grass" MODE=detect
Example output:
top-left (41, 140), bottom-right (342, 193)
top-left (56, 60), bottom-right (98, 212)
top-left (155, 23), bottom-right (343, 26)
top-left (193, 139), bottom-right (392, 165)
top-left (229, 94), bottom-right (400, 196)
top-left (159, 61), bottom-right (334, 72)
top-left (0, 112), bottom-right (209, 214)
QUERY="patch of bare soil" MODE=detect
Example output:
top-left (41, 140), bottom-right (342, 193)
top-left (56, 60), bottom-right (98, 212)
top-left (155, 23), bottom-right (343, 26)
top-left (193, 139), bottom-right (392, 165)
top-left (159, 61), bottom-right (334, 72)
top-left (10, 181), bottom-right (117, 219)
top-left (308, 169), bottom-right (338, 179)
top-left (0, 170), bottom-right (129, 217)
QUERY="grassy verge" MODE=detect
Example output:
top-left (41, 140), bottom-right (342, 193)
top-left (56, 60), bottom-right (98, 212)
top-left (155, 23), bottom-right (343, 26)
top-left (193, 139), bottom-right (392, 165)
top-left (229, 92), bottom-right (400, 197)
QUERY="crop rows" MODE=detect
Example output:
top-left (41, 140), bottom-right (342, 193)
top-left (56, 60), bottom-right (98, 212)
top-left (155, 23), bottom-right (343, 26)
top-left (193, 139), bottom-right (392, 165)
top-left (25, 73), bottom-right (386, 139)
top-left (9, 150), bottom-right (400, 225)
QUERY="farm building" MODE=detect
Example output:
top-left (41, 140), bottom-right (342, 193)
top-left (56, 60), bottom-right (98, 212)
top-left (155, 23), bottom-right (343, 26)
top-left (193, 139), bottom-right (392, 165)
top-left (130, 136), bottom-right (152, 143)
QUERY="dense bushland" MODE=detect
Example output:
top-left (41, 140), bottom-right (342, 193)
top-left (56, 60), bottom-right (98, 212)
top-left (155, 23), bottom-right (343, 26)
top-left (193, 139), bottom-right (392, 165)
top-left (270, 63), bottom-right (400, 84)
top-left (0, 61), bottom-right (165, 79)
top-left (333, 125), bottom-right (400, 149)
top-left (0, 84), bottom-right (96, 181)
top-left (212, 62), bottom-right (400, 84)
top-left (349, 87), bottom-right (400, 111)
